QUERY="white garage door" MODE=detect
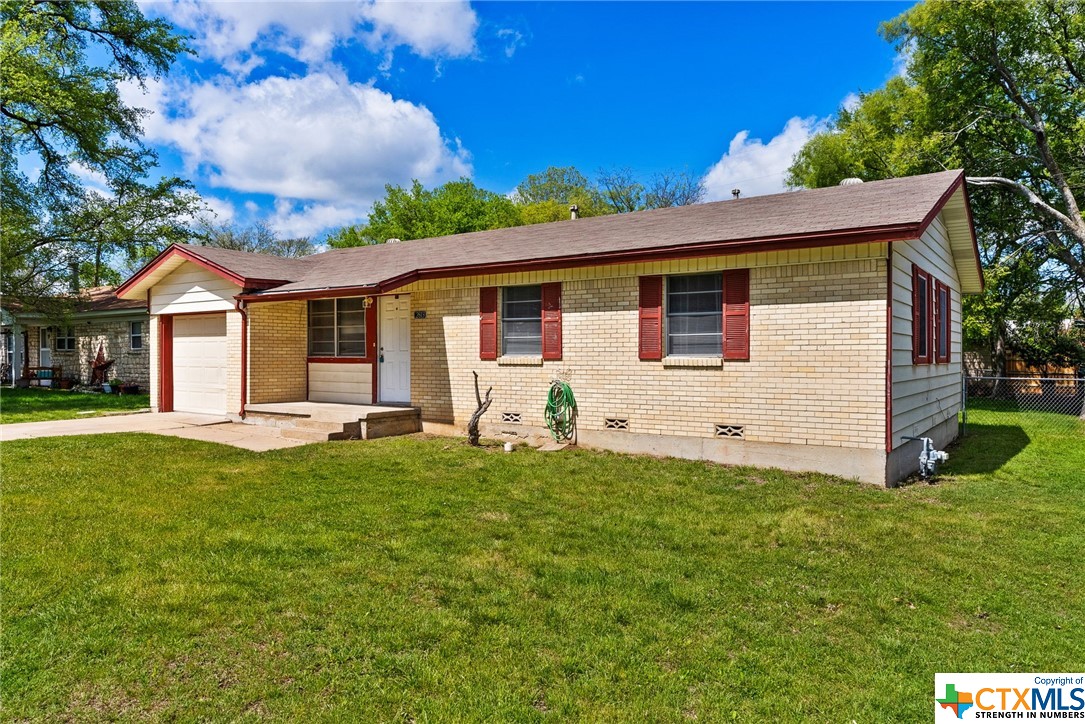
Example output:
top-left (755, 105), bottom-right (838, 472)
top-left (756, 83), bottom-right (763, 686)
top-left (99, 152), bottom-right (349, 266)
top-left (173, 314), bottom-right (227, 415)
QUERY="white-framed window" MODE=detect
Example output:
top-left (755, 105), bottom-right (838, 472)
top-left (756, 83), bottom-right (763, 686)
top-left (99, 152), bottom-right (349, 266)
top-left (130, 321), bottom-right (143, 350)
top-left (666, 273), bottom-right (722, 356)
top-left (55, 327), bottom-right (76, 351)
top-left (308, 298), bottom-right (367, 357)
top-left (501, 285), bottom-right (542, 356)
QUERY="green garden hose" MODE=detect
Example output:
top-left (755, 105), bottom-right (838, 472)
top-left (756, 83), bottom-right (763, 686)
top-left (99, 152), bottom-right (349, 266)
top-left (544, 380), bottom-right (578, 442)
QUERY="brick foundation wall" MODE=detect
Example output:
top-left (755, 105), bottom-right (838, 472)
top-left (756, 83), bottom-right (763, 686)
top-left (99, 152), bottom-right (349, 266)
top-left (409, 256), bottom-right (887, 451)
top-left (247, 301), bottom-right (307, 404)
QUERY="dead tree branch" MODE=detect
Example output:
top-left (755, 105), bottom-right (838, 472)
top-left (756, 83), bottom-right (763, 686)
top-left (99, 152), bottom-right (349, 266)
top-left (467, 371), bottom-right (493, 446)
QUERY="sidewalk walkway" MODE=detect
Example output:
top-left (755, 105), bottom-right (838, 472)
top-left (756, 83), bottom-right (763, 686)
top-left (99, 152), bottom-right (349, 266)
top-left (0, 412), bottom-right (310, 451)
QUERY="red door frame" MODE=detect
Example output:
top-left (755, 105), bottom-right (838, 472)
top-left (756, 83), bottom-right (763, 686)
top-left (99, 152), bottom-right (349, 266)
top-left (158, 315), bottom-right (174, 412)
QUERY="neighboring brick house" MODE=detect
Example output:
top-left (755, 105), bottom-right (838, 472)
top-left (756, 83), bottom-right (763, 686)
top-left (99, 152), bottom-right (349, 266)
top-left (2, 287), bottom-right (150, 389)
top-left (115, 170), bottom-right (983, 485)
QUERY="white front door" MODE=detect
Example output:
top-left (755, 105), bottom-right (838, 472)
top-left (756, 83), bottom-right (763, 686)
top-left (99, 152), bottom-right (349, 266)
top-left (39, 328), bottom-right (51, 368)
top-left (378, 295), bottom-right (411, 404)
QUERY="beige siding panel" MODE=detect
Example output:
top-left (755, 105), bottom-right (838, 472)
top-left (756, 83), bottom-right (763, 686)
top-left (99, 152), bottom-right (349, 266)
top-left (308, 362), bottom-right (373, 404)
top-left (150, 264), bottom-right (242, 315)
top-left (890, 214), bottom-right (964, 447)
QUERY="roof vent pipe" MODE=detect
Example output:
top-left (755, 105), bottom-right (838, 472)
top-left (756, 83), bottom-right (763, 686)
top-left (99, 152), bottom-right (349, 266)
top-left (839, 177), bottom-right (864, 186)
top-left (731, 189), bottom-right (741, 200)
top-left (69, 261), bottom-right (80, 294)
top-left (385, 238), bottom-right (401, 244)
top-left (569, 205), bottom-right (579, 220)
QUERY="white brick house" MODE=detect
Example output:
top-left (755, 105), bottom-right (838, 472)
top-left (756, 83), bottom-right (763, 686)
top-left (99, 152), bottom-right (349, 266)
top-left (115, 171), bottom-right (983, 485)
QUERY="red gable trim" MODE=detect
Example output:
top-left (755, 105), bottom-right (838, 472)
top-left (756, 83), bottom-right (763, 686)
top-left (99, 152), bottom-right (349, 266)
top-left (115, 244), bottom-right (290, 298)
top-left (916, 171), bottom-right (984, 293)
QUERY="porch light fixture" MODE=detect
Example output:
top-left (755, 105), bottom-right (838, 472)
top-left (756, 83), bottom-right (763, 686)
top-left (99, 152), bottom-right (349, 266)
top-left (362, 296), bottom-right (374, 309)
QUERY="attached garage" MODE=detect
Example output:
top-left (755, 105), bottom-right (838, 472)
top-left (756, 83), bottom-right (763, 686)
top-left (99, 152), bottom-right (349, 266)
top-left (172, 314), bottom-right (228, 415)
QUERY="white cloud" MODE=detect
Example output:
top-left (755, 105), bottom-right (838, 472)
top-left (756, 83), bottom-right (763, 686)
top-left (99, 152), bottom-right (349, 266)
top-left (701, 116), bottom-right (827, 201)
top-left (496, 28), bottom-right (526, 58)
top-left (131, 70), bottom-right (471, 212)
top-left (201, 196), bottom-right (237, 224)
top-left (155, 0), bottom-right (477, 70)
top-left (268, 199), bottom-right (371, 239)
top-left (842, 92), bottom-right (861, 113)
top-left (362, 1), bottom-right (478, 59)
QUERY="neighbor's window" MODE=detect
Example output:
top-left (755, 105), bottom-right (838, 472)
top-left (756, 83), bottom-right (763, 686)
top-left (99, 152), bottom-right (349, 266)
top-left (502, 285), bottom-right (542, 356)
top-left (130, 321), bottom-right (143, 350)
top-left (308, 298), bottom-right (367, 357)
top-left (55, 327), bottom-right (76, 351)
top-left (667, 273), bottom-right (722, 356)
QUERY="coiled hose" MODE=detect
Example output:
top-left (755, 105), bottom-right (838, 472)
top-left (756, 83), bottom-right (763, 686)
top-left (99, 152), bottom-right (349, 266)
top-left (544, 380), bottom-right (578, 442)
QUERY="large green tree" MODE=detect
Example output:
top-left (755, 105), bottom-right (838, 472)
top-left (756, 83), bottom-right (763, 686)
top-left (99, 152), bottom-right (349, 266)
top-left (787, 0), bottom-right (1085, 369)
top-left (326, 178), bottom-right (522, 248)
top-left (1, 0), bottom-right (200, 310)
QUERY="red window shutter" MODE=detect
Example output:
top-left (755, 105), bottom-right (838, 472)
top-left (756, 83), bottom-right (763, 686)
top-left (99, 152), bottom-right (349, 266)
top-left (479, 287), bottom-right (498, 360)
top-left (935, 280), bottom-right (951, 364)
top-left (541, 282), bottom-right (562, 360)
top-left (723, 269), bottom-right (750, 361)
top-left (638, 276), bottom-right (663, 360)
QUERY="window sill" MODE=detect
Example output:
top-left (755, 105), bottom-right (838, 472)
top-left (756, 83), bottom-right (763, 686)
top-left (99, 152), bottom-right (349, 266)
top-left (498, 355), bottom-right (543, 366)
top-left (663, 356), bottom-right (723, 369)
top-left (307, 356), bottom-right (372, 364)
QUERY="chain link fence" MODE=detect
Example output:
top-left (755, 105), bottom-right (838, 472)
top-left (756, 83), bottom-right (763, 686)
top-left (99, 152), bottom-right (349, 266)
top-left (963, 375), bottom-right (1085, 435)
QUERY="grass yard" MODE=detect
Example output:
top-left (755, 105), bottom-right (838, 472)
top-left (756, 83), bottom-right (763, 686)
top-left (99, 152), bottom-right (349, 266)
top-left (0, 386), bottom-right (150, 424)
top-left (2, 409), bottom-right (1082, 720)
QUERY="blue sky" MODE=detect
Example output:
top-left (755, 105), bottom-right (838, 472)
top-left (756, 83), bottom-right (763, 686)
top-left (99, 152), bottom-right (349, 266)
top-left (127, 1), bottom-right (912, 239)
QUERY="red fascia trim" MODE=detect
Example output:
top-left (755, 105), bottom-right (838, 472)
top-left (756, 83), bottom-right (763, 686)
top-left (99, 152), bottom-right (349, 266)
top-left (916, 172), bottom-right (985, 293)
top-left (917, 172), bottom-right (964, 234)
top-left (377, 226), bottom-right (917, 293)
top-left (116, 244), bottom-right (291, 298)
top-left (239, 226), bottom-right (917, 303)
top-left (238, 285), bottom-right (380, 303)
top-left (235, 299), bottom-right (248, 418)
top-left (959, 180), bottom-right (985, 292)
top-left (885, 243), bottom-right (894, 454)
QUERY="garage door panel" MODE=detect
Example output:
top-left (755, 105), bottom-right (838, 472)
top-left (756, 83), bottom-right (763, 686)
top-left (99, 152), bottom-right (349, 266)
top-left (173, 314), bottom-right (227, 415)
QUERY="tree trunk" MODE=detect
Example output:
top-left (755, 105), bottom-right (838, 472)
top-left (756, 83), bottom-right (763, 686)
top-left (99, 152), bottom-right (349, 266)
top-left (467, 371), bottom-right (492, 446)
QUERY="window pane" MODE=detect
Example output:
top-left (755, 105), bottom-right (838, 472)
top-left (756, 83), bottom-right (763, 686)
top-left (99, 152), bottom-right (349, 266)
top-left (938, 288), bottom-right (948, 358)
top-left (667, 274), bottom-right (722, 356)
top-left (917, 277), bottom-right (928, 356)
top-left (309, 340), bottom-right (335, 356)
top-left (502, 286), bottom-right (542, 356)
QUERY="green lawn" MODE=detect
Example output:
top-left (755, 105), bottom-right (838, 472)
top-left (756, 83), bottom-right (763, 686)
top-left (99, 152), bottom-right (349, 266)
top-left (0, 386), bottom-right (150, 424)
top-left (2, 410), bottom-right (1082, 720)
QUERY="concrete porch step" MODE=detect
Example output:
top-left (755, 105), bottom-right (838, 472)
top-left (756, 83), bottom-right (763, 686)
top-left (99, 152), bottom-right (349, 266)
top-left (243, 402), bottom-right (422, 441)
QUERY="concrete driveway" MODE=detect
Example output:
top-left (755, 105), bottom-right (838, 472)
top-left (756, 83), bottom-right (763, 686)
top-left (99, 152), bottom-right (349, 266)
top-left (0, 412), bottom-right (310, 451)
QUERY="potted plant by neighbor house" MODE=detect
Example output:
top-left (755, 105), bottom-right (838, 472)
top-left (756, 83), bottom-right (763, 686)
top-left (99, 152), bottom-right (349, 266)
top-left (57, 377), bottom-right (75, 390)
top-left (110, 378), bottom-right (123, 394)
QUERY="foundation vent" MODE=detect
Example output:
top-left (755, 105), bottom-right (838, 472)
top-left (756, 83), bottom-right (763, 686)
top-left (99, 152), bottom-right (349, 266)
top-left (714, 424), bottom-right (745, 439)
top-left (501, 412), bottom-right (522, 424)
top-left (604, 417), bottom-right (629, 431)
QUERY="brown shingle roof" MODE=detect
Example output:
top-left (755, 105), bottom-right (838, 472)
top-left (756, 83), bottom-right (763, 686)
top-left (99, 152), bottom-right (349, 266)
top-left (173, 244), bottom-right (313, 282)
top-left (248, 170), bottom-right (965, 296)
top-left (78, 286), bottom-right (147, 312)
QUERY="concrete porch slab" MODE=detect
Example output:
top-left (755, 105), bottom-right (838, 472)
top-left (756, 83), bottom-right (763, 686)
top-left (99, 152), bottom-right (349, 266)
top-left (245, 401), bottom-right (419, 422)
top-left (0, 412), bottom-right (309, 451)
